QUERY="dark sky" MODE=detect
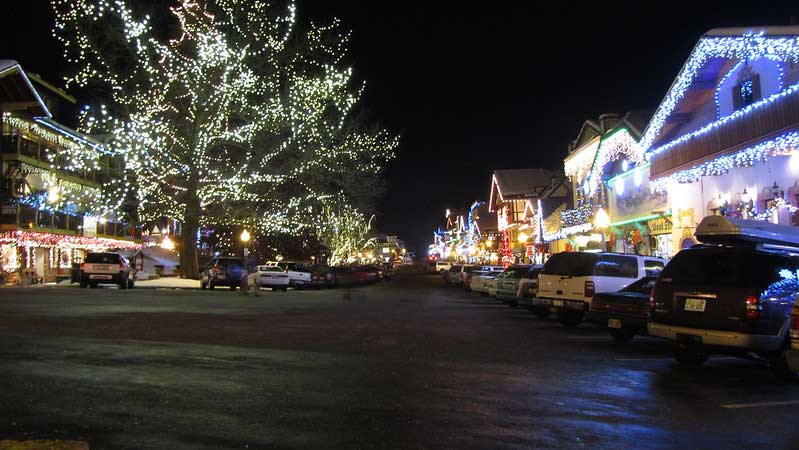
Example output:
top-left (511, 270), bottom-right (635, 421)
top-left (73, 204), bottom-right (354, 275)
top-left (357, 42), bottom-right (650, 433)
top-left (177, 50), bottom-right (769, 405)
top-left (5, 1), bottom-right (799, 254)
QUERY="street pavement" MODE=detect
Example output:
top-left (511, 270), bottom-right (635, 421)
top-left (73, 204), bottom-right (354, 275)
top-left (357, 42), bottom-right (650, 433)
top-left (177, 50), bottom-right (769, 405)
top-left (0, 274), bottom-right (798, 449)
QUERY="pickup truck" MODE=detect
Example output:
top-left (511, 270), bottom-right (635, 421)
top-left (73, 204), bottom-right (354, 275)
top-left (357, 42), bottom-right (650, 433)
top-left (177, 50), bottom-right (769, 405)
top-left (80, 252), bottom-right (135, 289)
top-left (265, 261), bottom-right (312, 289)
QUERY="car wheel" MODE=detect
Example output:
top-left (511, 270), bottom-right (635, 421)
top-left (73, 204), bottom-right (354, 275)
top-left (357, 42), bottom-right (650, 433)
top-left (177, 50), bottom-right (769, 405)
top-left (282, 287), bottom-right (287, 292)
top-left (672, 345), bottom-right (710, 366)
top-left (201, 279), bottom-right (207, 290)
top-left (79, 280), bottom-right (87, 289)
top-left (534, 308), bottom-right (550, 319)
top-left (558, 310), bottom-right (584, 327)
top-left (119, 274), bottom-right (128, 290)
top-left (209, 282), bottom-right (216, 290)
top-left (609, 328), bottom-right (635, 344)
top-left (90, 282), bottom-right (98, 289)
top-left (230, 284), bottom-right (237, 291)
top-left (128, 278), bottom-right (135, 289)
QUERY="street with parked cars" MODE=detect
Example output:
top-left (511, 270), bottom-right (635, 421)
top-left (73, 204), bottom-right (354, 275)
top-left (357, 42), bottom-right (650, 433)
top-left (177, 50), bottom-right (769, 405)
top-left (437, 216), bottom-right (799, 382)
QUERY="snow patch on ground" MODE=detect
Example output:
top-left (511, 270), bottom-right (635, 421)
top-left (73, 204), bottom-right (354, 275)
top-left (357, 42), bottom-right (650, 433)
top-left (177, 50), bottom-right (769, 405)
top-left (135, 278), bottom-right (201, 289)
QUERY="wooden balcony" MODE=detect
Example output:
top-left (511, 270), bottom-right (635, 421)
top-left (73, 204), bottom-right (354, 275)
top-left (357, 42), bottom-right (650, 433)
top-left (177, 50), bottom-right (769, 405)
top-left (650, 88), bottom-right (799, 177)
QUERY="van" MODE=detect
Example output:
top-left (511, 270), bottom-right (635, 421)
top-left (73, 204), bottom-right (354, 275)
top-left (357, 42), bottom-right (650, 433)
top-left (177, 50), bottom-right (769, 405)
top-left (535, 252), bottom-right (664, 326)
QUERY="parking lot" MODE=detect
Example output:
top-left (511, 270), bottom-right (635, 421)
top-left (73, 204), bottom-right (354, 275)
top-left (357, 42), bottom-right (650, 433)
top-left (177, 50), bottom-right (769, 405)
top-left (1, 274), bottom-right (798, 449)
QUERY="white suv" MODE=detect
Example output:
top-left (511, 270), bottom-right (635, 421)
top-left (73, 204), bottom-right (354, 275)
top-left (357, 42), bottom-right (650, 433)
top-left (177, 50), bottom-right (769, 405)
top-left (534, 252), bottom-right (664, 327)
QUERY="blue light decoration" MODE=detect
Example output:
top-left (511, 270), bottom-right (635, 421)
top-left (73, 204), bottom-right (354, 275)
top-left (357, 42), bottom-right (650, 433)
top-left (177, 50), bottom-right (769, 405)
top-left (561, 204), bottom-right (595, 227)
top-left (641, 30), bottom-right (799, 152)
top-left (584, 128), bottom-right (645, 196)
top-left (650, 130), bottom-right (799, 192)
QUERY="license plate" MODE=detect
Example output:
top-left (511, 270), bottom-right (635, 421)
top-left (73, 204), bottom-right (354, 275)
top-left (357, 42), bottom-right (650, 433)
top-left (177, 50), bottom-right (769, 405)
top-left (554, 300), bottom-right (564, 307)
top-left (90, 275), bottom-right (112, 280)
top-left (608, 319), bottom-right (622, 329)
top-left (684, 298), bottom-right (706, 312)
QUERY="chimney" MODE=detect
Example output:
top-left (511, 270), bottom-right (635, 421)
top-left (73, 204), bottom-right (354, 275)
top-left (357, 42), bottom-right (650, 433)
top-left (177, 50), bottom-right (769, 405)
top-left (598, 113), bottom-right (621, 133)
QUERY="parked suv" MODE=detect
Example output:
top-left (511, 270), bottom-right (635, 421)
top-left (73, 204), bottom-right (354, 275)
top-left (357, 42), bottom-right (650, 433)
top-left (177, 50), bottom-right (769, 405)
top-left (80, 252), bottom-right (135, 289)
top-left (535, 252), bottom-right (664, 326)
top-left (649, 216), bottom-right (799, 380)
top-left (201, 256), bottom-right (244, 290)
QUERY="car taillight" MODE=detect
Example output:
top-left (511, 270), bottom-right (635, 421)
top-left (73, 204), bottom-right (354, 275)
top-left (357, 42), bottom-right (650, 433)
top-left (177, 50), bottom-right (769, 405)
top-left (650, 287), bottom-right (656, 312)
top-left (120, 261), bottom-right (125, 270)
top-left (790, 302), bottom-right (799, 350)
top-left (80, 263), bottom-right (85, 270)
top-left (745, 295), bottom-right (762, 320)
top-left (584, 280), bottom-right (595, 298)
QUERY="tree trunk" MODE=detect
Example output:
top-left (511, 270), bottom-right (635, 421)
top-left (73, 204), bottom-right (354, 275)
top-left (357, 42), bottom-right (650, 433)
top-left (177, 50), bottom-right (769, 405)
top-left (180, 195), bottom-right (201, 279)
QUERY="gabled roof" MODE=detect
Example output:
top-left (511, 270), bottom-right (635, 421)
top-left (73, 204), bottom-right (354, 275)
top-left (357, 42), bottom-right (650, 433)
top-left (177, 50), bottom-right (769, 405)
top-left (492, 169), bottom-right (558, 198)
top-left (0, 60), bottom-right (51, 118)
top-left (640, 27), bottom-right (799, 151)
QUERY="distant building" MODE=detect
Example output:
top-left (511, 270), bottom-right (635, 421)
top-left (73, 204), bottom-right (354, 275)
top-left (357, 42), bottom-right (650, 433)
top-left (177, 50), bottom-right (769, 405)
top-left (0, 60), bottom-right (139, 283)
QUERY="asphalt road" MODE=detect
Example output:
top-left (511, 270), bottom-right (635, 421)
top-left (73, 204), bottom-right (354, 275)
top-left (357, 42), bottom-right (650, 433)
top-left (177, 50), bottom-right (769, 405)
top-left (0, 275), bottom-right (798, 449)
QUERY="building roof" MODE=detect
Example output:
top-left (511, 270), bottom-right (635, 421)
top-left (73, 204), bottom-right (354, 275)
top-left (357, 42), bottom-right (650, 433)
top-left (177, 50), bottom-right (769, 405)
top-left (493, 169), bottom-right (559, 198)
top-left (0, 60), bottom-right (51, 118)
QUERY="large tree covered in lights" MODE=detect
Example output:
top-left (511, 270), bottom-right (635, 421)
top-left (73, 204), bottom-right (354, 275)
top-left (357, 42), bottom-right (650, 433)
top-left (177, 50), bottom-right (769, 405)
top-left (314, 195), bottom-right (375, 265)
top-left (52, 0), bottom-right (397, 278)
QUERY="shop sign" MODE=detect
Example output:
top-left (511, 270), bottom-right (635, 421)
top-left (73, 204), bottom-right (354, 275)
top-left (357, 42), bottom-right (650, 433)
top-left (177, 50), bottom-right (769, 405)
top-left (647, 217), bottom-right (673, 235)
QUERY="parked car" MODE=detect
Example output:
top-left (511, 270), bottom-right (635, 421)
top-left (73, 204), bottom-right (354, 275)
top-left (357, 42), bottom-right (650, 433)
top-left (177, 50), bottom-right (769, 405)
top-left (589, 276), bottom-right (659, 342)
top-left (445, 264), bottom-right (464, 284)
top-left (201, 256), bottom-right (245, 290)
top-left (381, 262), bottom-right (394, 281)
top-left (351, 266), bottom-right (372, 284)
top-left (255, 265), bottom-right (289, 291)
top-left (309, 265), bottom-right (336, 288)
top-left (80, 252), bottom-right (135, 289)
top-left (516, 266), bottom-right (545, 315)
top-left (435, 261), bottom-right (452, 275)
top-left (453, 264), bottom-right (477, 286)
top-left (487, 276), bottom-right (500, 298)
top-left (358, 265), bottom-right (383, 283)
top-left (648, 216), bottom-right (799, 380)
top-left (331, 266), bottom-right (356, 286)
top-left (470, 270), bottom-right (502, 296)
top-left (495, 265), bottom-right (538, 306)
top-left (536, 252), bottom-right (665, 327)
top-left (265, 261), bottom-right (311, 289)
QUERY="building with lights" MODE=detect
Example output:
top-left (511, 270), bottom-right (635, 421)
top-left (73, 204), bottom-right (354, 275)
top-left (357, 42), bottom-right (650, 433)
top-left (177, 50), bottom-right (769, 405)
top-left (0, 60), bottom-right (140, 283)
top-left (640, 27), bottom-right (799, 252)
top-left (488, 169), bottom-right (569, 264)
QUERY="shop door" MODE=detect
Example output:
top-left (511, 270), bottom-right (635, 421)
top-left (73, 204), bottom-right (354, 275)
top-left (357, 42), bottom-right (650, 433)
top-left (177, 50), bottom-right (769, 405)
top-left (34, 248), bottom-right (47, 279)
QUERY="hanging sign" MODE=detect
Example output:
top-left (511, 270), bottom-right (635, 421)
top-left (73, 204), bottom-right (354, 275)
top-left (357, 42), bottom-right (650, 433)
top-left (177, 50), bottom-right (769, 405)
top-left (647, 216), bottom-right (673, 235)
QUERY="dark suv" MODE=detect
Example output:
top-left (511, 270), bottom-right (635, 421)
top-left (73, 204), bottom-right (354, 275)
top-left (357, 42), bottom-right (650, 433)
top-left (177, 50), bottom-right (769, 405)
top-left (649, 244), bottom-right (799, 379)
top-left (201, 256), bottom-right (245, 291)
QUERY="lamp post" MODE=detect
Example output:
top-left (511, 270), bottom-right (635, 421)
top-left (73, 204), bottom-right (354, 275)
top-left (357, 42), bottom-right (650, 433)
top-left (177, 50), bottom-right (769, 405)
top-left (594, 208), bottom-right (611, 252)
top-left (240, 229), bottom-right (251, 258)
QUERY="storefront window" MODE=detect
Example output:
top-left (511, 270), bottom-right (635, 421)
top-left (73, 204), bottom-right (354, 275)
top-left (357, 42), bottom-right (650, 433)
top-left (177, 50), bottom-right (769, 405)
top-left (1, 244), bottom-right (18, 272)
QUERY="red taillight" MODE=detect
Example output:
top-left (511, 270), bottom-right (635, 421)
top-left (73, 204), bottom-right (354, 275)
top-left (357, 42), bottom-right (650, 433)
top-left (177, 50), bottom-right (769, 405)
top-left (80, 263), bottom-right (85, 270)
top-left (584, 280), bottom-right (595, 298)
top-left (119, 262), bottom-right (125, 270)
top-left (745, 295), bottom-right (762, 320)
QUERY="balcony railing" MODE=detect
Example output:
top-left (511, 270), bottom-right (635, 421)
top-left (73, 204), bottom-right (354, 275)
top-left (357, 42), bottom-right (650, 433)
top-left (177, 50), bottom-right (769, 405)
top-left (651, 86), bottom-right (799, 177)
top-left (0, 205), bottom-right (141, 240)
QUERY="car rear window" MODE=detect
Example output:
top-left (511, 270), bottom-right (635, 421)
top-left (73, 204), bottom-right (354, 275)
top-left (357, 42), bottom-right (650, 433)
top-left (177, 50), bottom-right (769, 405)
top-left (661, 248), bottom-right (797, 289)
top-left (216, 258), bottom-right (241, 267)
top-left (85, 253), bottom-right (119, 264)
top-left (524, 267), bottom-right (541, 278)
top-left (541, 253), bottom-right (597, 276)
top-left (594, 255), bottom-right (638, 278)
top-left (498, 267), bottom-right (529, 278)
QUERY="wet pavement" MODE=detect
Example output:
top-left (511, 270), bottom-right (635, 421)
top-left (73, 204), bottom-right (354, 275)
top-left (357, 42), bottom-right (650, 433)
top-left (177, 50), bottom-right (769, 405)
top-left (0, 274), bottom-right (798, 449)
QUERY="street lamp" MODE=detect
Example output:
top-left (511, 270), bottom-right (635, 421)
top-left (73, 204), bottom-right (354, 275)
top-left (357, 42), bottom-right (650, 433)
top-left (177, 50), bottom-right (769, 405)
top-left (240, 229), bottom-right (251, 243)
top-left (46, 186), bottom-right (60, 204)
top-left (594, 208), bottom-right (611, 251)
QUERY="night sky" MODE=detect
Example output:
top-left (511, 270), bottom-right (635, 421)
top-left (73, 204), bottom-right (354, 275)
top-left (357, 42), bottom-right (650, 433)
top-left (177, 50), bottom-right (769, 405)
top-left (5, 1), bottom-right (799, 254)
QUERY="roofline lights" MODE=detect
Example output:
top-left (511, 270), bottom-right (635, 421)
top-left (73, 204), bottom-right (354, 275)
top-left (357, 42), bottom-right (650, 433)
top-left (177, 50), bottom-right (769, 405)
top-left (0, 63), bottom-right (52, 119)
